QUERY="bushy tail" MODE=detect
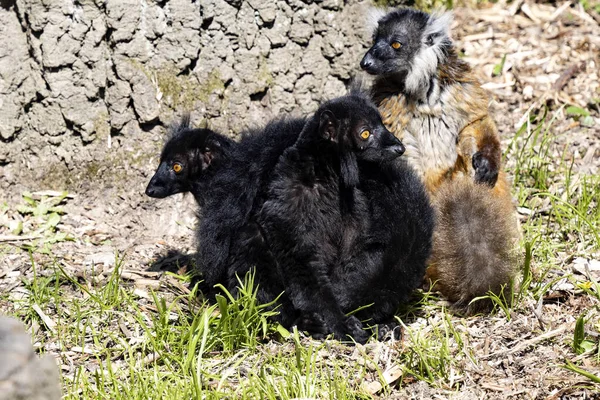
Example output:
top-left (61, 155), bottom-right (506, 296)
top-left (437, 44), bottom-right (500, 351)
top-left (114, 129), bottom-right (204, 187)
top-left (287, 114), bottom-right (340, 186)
top-left (426, 176), bottom-right (521, 314)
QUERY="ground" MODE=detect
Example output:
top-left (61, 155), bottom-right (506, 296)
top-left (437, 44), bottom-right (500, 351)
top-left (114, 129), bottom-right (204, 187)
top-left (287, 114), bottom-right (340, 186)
top-left (1, 2), bottom-right (600, 399)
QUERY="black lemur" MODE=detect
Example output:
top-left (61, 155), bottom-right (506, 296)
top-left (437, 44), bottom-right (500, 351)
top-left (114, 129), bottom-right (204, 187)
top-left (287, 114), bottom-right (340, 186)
top-left (146, 94), bottom-right (434, 342)
top-left (145, 116), bottom-right (302, 327)
top-left (259, 91), bottom-right (434, 343)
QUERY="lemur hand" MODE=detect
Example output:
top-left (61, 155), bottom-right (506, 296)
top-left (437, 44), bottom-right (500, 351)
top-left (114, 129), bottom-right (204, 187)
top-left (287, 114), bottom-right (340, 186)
top-left (472, 151), bottom-right (499, 187)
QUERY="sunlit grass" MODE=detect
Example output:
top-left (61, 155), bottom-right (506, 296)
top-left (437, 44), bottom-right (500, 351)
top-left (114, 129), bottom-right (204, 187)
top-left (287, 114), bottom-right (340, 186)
top-left (2, 102), bottom-right (600, 397)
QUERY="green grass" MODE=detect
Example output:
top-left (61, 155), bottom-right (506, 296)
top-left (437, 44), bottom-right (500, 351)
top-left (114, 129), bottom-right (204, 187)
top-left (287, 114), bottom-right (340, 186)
top-left (2, 103), bottom-right (600, 397)
top-left (2, 257), bottom-right (379, 398)
top-left (506, 105), bottom-right (600, 384)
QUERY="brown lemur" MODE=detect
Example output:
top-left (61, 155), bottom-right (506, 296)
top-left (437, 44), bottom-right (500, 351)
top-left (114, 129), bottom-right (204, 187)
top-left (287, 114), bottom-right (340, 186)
top-left (360, 8), bottom-right (521, 313)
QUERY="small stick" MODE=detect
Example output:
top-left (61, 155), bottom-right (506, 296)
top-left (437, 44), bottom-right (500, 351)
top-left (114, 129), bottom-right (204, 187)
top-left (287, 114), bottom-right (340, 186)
top-left (549, 2), bottom-right (573, 22)
top-left (30, 190), bottom-right (76, 199)
top-left (553, 62), bottom-right (585, 91)
top-left (32, 304), bottom-right (57, 334)
top-left (483, 325), bottom-right (568, 359)
top-left (0, 235), bottom-right (43, 242)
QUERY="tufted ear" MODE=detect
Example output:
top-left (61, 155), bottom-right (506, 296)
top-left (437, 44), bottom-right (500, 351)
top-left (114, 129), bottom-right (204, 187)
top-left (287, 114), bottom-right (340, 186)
top-left (319, 109), bottom-right (339, 142)
top-left (165, 114), bottom-right (191, 142)
top-left (424, 10), bottom-right (453, 45)
top-left (347, 76), bottom-right (371, 101)
top-left (366, 7), bottom-right (388, 37)
top-left (404, 10), bottom-right (453, 97)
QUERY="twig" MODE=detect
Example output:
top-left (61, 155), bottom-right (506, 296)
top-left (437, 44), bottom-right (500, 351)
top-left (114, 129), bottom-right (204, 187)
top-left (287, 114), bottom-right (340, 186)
top-left (362, 364), bottom-right (403, 395)
top-left (30, 190), bottom-right (76, 199)
top-left (521, 3), bottom-right (542, 24)
top-left (571, 4), bottom-right (599, 25)
top-left (0, 235), bottom-right (43, 242)
top-left (483, 325), bottom-right (569, 359)
top-left (531, 295), bottom-right (547, 330)
top-left (139, 352), bottom-right (161, 367)
top-left (480, 382), bottom-right (510, 391)
top-left (549, 2), bottom-right (573, 22)
top-left (508, 0), bottom-right (524, 16)
top-left (552, 62), bottom-right (586, 91)
top-left (32, 304), bottom-right (57, 334)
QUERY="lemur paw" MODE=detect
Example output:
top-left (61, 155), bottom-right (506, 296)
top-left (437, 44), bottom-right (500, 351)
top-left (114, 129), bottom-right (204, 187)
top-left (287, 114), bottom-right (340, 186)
top-left (373, 321), bottom-right (402, 341)
top-left (336, 315), bottom-right (370, 344)
top-left (472, 151), bottom-right (499, 187)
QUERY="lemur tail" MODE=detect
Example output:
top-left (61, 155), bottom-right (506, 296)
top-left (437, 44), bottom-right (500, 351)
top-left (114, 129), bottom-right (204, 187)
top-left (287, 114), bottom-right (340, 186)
top-left (425, 176), bottom-right (522, 314)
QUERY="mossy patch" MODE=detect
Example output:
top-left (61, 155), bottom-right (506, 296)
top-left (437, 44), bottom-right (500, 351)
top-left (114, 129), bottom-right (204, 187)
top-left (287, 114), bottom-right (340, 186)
top-left (93, 112), bottom-right (111, 140)
top-left (127, 59), bottom-right (226, 111)
top-left (257, 60), bottom-right (274, 88)
top-left (156, 67), bottom-right (225, 110)
top-left (39, 163), bottom-right (75, 190)
top-left (39, 146), bottom-right (157, 192)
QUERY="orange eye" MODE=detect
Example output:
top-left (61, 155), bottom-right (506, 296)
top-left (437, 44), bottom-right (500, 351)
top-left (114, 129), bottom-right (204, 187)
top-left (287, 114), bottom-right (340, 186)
top-left (391, 41), bottom-right (401, 50)
top-left (173, 163), bottom-right (183, 173)
top-left (360, 130), bottom-right (371, 140)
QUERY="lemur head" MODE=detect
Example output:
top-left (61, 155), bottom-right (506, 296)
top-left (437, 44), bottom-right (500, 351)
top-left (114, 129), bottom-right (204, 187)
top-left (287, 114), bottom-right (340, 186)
top-left (316, 91), bottom-right (405, 161)
top-left (360, 8), bottom-right (453, 96)
top-left (312, 91), bottom-right (405, 186)
top-left (145, 117), bottom-right (234, 198)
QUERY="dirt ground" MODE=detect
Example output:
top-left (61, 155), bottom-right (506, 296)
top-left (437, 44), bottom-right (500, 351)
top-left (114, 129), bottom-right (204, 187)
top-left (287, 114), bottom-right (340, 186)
top-left (1, 2), bottom-right (600, 398)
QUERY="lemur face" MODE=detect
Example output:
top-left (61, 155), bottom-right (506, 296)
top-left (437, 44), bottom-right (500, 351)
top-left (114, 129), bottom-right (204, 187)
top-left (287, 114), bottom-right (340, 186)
top-left (145, 128), bottom-right (224, 198)
top-left (319, 95), bottom-right (405, 161)
top-left (361, 8), bottom-right (453, 88)
top-left (361, 9), bottom-right (429, 76)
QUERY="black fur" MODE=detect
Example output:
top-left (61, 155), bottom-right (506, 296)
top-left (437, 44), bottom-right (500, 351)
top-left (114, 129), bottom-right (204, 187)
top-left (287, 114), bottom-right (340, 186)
top-left (361, 9), bottom-right (431, 76)
top-left (472, 151), bottom-right (499, 187)
top-left (145, 118), bottom-right (301, 326)
top-left (147, 94), bottom-right (434, 344)
top-left (145, 118), bottom-right (236, 202)
top-left (259, 93), bottom-right (433, 343)
top-left (332, 159), bottom-right (434, 326)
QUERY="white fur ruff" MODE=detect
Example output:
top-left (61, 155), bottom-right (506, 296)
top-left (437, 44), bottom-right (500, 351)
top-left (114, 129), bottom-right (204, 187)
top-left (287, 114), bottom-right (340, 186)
top-left (404, 11), bottom-right (453, 101)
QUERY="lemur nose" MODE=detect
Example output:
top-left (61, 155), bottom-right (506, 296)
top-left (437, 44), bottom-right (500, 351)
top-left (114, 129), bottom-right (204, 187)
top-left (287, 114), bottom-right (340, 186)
top-left (145, 186), bottom-right (156, 197)
top-left (360, 58), bottom-right (372, 70)
top-left (394, 144), bottom-right (405, 155)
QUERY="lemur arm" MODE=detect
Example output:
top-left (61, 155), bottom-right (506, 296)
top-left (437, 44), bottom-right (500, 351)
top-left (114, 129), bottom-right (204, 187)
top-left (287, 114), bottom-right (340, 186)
top-left (457, 115), bottom-right (502, 187)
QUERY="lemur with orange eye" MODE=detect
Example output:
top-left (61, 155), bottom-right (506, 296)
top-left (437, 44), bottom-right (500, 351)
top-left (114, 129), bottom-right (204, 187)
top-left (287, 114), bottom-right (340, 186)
top-left (258, 91), bottom-right (433, 343)
top-left (360, 8), bottom-right (521, 313)
top-left (146, 92), bottom-right (435, 343)
top-left (146, 116), bottom-right (302, 328)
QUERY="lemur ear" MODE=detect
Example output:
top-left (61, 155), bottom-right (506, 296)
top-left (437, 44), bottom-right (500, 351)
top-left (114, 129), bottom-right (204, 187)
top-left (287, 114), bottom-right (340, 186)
top-left (166, 114), bottom-right (192, 142)
top-left (319, 110), bottom-right (339, 141)
top-left (366, 7), bottom-right (388, 36)
top-left (201, 151), bottom-right (214, 170)
top-left (200, 138), bottom-right (223, 169)
top-left (425, 11), bottom-right (453, 46)
top-left (348, 77), bottom-right (370, 100)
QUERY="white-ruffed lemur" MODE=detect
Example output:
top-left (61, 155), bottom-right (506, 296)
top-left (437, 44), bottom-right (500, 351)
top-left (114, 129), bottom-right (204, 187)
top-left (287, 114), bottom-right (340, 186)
top-left (259, 91), bottom-right (434, 343)
top-left (361, 8), bottom-right (521, 313)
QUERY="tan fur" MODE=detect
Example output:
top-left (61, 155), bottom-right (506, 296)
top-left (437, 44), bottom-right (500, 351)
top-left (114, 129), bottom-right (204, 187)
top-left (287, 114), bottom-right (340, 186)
top-left (377, 78), bottom-right (491, 193)
top-left (373, 56), bottom-right (521, 314)
top-left (425, 178), bottom-right (520, 313)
